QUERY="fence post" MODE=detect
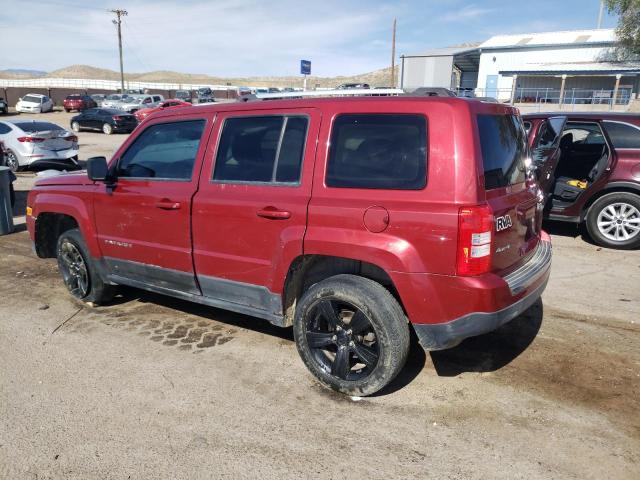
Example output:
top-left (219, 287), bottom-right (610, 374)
top-left (558, 74), bottom-right (567, 110)
top-left (612, 74), bottom-right (621, 111)
top-left (510, 74), bottom-right (518, 105)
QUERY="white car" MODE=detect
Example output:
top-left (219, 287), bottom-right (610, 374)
top-left (15, 94), bottom-right (54, 113)
top-left (119, 94), bottom-right (164, 113)
top-left (0, 120), bottom-right (79, 171)
top-left (101, 93), bottom-right (132, 109)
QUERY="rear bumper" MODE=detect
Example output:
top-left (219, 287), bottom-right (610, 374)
top-left (394, 238), bottom-right (552, 351)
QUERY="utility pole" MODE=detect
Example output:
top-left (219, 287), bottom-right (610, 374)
top-left (110, 8), bottom-right (128, 93)
top-left (390, 18), bottom-right (396, 88)
top-left (597, 1), bottom-right (605, 28)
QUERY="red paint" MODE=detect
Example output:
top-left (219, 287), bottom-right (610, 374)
top-left (27, 97), bottom-right (551, 327)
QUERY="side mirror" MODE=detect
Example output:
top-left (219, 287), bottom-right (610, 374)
top-left (87, 156), bottom-right (108, 181)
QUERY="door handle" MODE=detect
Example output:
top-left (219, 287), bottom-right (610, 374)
top-left (257, 207), bottom-right (291, 220)
top-left (155, 199), bottom-right (181, 210)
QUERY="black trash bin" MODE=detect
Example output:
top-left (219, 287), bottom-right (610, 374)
top-left (0, 166), bottom-right (15, 235)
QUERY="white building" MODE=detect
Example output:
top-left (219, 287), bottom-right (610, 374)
top-left (400, 29), bottom-right (640, 105)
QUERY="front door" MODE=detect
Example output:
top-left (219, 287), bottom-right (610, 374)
top-left (531, 116), bottom-right (567, 195)
top-left (191, 108), bottom-right (320, 315)
top-left (93, 113), bottom-right (212, 294)
top-left (485, 75), bottom-right (498, 98)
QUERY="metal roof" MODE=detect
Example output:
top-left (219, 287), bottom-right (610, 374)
top-left (499, 61), bottom-right (640, 76)
top-left (480, 28), bottom-right (616, 49)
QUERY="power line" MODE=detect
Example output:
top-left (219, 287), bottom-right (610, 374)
top-left (110, 8), bottom-right (128, 92)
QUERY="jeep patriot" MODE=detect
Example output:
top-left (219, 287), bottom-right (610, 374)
top-left (26, 97), bottom-right (552, 395)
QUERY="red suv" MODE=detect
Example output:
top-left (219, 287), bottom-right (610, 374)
top-left (524, 113), bottom-right (640, 249)
top-left (63, 94), bottom-right (97, 112)
top-left (26, 97), bottom-right (552, 396)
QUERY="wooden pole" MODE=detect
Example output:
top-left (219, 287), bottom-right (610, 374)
top-left (391, 18), bottom-right (396, 88)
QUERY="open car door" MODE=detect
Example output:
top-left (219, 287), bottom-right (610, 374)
top-left (530, 115), bottom-right (567, 197)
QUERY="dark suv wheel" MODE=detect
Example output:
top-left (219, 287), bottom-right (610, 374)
top-left (56, 229), bottom-right (115, 304)
top-left (586, 192), bottom-right (640, 249)
top-left (293, 274), bottom-right (410, 396)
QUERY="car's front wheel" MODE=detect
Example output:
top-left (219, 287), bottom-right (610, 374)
top-left (293, 274), bottom-right (410, 396)
top-left (102, 123), bottom-right (113, 135)
top-left (56, 229), bottom-right (115, 304)
top-left (586, 192), bottom-right (640, 249)
top-left (5, 150), bottom-right (19, 172)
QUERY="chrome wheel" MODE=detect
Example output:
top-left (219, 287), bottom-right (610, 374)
top-left (58, 239), bottom-right (90, 298)
top-left (5, 150), bottom-right (18, 172)
top-left (596, 202), bottom-right (640, 242)
top-left (102, 123), bottom-right (113, 134)
top-left (71, 121), bottom-right (80, 132)
top-left (305, 298), bottom-right (379, 381)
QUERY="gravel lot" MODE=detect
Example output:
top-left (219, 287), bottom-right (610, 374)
top-left (1, 111), bottom-right (639, 479)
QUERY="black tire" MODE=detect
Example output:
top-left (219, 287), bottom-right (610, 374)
top-left (56, 228), bottom-right (115, 304)
top-left (585, 192), bottom-right (640, 250)
top-left (293, 274), bottom-right (410, 396)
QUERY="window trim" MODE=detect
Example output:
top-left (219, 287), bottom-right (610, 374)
top-left (325, 112), bottom-right (429, 191)
top-left (114, 118), bottom-right (207, 182)
top-left (603, 120), bottom-right (640, 150)
top-left (211, 113), bottom-right (311, 187)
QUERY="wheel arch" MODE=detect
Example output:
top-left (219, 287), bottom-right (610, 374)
top-left (580, 182), bottom-right (640, 221)
top-left (281, 254), bottom-right (403, 327)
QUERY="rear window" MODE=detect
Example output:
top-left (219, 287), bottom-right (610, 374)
top-left (326, 114), bottom-right (427, 190)
top-left (604, 121), bottom-right (640, 149)
top-left (13, 121), bottom-right (63, 132)
top-left (66, 95), bottom-right (82, 99)
top-left (477, 114), bottom-right (528, 189)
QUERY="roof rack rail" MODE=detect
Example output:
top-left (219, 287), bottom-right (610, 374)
top-left (253, 88), bottom-right (405, 100)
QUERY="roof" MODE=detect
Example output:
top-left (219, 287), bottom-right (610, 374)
top-left (522, 112), bottom-right (640, 121)
top-left (480, 28), bottom-right (616, 49)
top-left (404, 43), bottom-right (481, 58)
top-left (500, 60), bottom-right (640, 76)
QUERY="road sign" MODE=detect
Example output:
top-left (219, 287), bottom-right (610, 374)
top-left (300, 60), bottom-right (311, 76)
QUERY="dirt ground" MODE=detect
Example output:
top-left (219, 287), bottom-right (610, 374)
top-left (1, 111), bottom-right (639, 479)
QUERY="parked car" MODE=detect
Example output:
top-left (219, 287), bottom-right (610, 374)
top-left (196, 87), bottom-right (215, 104)
top-left (16, 94), bottom-right (54, 113)
top-left (524, 112), bottom-right (640, 249)
top-left (101, 94), bottom-right (132, 109)
top-left (0, 140), bottom-right (16, 206)
top-left (26, 96), bottom-right (554, 396)
top-left (90, 94), bottom-right (107, 104)
top-left (337, 83), bottom-right (371, 89)
top-left (174, 90), bottom-right (193, 103)
top-left (70, 108), bottom-right (138, 135)
top-left (118, 94), bottom-right (164, 113)
top-left (63, 94), bottom-right (97, 112)
top-left (134, 99), bottom-right (191, 122)
top-left (0, 120), bottom-right (78, 171)
top-left (0, 97), bottom-right (8, 114)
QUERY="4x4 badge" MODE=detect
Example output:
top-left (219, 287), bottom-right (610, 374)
top-left (495, 214), bottom-right (513, 232)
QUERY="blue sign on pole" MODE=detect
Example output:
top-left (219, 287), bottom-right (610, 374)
top-left (300, 60), bottom-right (311, 75)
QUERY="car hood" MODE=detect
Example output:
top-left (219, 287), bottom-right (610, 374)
top-left (34, 170), bottom-right (93, 187)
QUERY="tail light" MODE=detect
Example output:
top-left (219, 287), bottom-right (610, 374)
top-left (456, 204), bottom-right (494, 276)
top-left (64, 135), bottom-right (78, 142)
top-left (17, 136), bottom-right (45, 143)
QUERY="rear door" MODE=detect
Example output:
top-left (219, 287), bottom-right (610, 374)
top-left (191, 108), bottom-right (319, 312)
top-left (477, 113), bottom-right (542, 271)
top-left (530, 116), bottom-right (568, 194)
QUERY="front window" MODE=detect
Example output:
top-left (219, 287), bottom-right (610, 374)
top-left (22, 95), bottom-right (42, 103)
top-left (477, 114), bottom-right (528, 189)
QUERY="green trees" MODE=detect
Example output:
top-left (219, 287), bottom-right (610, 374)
top-left (606, 0), bottom-right (640, 54)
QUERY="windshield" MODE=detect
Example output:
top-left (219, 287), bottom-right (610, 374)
top-left (22, 95), bottom-right (42, 103)
top-left (14, 121), bottom-right (64, 133)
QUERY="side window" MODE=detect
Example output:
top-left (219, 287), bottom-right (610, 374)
top-left (153, 96), bottom-right (162, 102)
top-left (326, 114), bottom-right (427, 190)
top-left (534, 117), bottom-right (565, 149)
top-left (213, 115), bottom-right (308, 184)
top-left (117, 120), bottom-right (205, 180)
top-left (563, 123), bottom-right (605, 145)
top-left (0, 123), bottom-right (11, 134)
top-left (604, 121), bottom-right (640, 149)
top-left (523, 121), bottom-right (532, 134)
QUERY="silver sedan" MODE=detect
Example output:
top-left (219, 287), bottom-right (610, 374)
top-left (0, 120), bottom-right (79, 171)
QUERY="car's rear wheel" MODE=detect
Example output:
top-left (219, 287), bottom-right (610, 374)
top-left (586, 192), bottom-right (640, 249)
top-left (5, 150), bottom-right (19, 172)
top-left (293, 274), bottom-right (410, 396)
top-left (102, 123), bottom-right (113, 135)
top-left (71, 121), bottom-right (80, 132)
top-left (56, 229), bottom-right (115, 304)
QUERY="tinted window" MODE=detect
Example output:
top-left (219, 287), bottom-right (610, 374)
top-left (117, 120), bottom-right (205, 180)
top-left (563, 122), bottom-right (605, 145)
top-left (13, 121), bottom-right (63, 132)
top-left (477, 114), bottom-right (528, 189)
top-left (22, 95), bottom-right (42, 103)
top-left (604, 121), bottom-right (640, 149)
top-left (66, 95), bottom-right (82, 99)
top-left (153, 96), bottom-right (161, 102)
top-left (326, 114), bottom-right (427, 190)
top-left (534, 117), bottom-right (565, 149)
top-left (523, 121), bottom-right (532, 134)
top-left (0, 123), bottom-right (11, 134)
top-left (213, 116), bottom-right (308, 184)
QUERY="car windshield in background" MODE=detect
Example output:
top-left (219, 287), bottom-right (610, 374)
top-left (22, 95), bottom-right (42, 103)
top-left (13, 121), bottom-right (64, 132)
top-left (477, 114), bottom-right (528, 189)
top-left (67, 95), bottom-right (82, 99)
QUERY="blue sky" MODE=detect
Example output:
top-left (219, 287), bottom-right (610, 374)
top-left (0, 0), bottom-right (618, 77)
